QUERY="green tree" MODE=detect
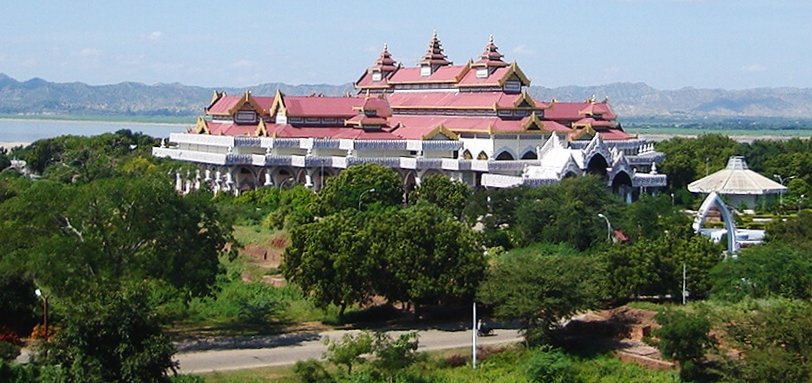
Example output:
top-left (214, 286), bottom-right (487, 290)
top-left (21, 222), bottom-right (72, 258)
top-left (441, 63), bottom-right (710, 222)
top-left (710, 244), bottom-right (812, 301)
top-left (526, 347), bottom-right (579, 383)
top-left (478, 251), bottom-right (603, 345)
top-left (654, 309), bottom-right (715, 380)
top-left (382, 203), bottom-right (485, 312)
top-left (323, 332), bottom-right (373, 375)
top-left (283, 210), bottom-right (377, 321)
top-left (721, 299), bottom-right (812, 383)
top-left (40, 285), bottom-right (177, 383)
top-left (408, 174), bottom-right (471, 219)
top-left (318, 163), bottom-right (403, 215)
top-left (0, 176), bottom-right (230, 298)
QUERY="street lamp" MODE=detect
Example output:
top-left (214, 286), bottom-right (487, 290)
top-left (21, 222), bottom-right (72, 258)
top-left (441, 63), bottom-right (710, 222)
top-left (34, 288), bottom-right (49, 341)
top-left (358, 188), bottom-right (376, 210)
top-left (597, 213), bottom-right (612, 244)
top-left (773, 174), bottom-right (796, 206)
top-left (670, 193), bottom-right (675, 206)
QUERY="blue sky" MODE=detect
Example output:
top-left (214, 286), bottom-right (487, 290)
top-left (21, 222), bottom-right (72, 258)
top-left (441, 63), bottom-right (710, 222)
top-left (1, 0), bottom-right (810, 90)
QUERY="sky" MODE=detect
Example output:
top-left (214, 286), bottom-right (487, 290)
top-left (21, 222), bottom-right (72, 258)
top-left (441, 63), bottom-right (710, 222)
top-left (1, 0), bottom-right (810, 90)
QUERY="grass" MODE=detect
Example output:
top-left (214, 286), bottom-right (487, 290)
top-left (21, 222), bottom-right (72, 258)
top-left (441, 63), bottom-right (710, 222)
top-left (196, 365), bottom-right (298, 383)
top-left (192, 345), bottom-right (679, 383)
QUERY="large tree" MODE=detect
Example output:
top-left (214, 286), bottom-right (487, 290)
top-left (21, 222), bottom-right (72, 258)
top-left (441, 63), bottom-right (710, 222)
top-left (283, 210), bottom-right (378, 321)
top-left (318, 163), bottom-right (403, 215)
top-left (40, 285), bottom-right (177, 383)
top-left (381, 202), bottom-right (485, 312)
top-left (0, 176), bottom-right (229, 298)
top-left (407, 174), bottom-right (471, 219)
top-left (478, 251), bottom-right (603, 344)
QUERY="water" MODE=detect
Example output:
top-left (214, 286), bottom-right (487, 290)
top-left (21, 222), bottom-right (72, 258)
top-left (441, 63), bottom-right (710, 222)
top-left (0, 118), bottom-right (189, 145)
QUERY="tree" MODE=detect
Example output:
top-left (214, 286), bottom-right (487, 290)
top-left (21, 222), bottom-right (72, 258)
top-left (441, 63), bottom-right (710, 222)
top-left (408, 174), bottom-right (471, 219)
top-left (654, 309), bottom-right (715, 380)
top-left (40, 285), bottom-right (177, 383)
top-left (283, 210), bottom-right (378, 321)
top-left (381, 203), bottom-right (485, 312)
top-left (0, 176), bottom-right (230, 299)
top-left (323, 332), bottom-right (373, 375)
top-left (721, 299), bottom-right (812, 382)
top-left (478, 251), bottom-right (603, 345)
top-left (710, 244), bottom-right (812, 301)
top-left (318, 163), bottom-right (403, 215)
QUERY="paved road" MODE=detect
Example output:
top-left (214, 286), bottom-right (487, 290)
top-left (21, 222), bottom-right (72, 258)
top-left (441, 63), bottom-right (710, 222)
top-left (177, 327), bottom-right (522, 373)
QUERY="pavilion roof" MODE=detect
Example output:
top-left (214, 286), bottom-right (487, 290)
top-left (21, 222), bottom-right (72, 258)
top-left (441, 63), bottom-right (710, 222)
top-left (418, 31), bottom-right (452, 66)
top-left (688, 156), bottom-right (787, 195)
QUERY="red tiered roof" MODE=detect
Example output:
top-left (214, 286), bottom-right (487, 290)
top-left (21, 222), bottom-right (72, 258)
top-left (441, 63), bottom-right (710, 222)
top-left (418, 31), bottom-right (452, 67)
top-left (474, 35), bottom-right (508, 68)
top-left (542, 101), bottom-right (617, 121)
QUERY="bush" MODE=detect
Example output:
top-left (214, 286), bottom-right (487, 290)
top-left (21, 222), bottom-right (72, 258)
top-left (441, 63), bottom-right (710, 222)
top-left (293, 359), bottom-right (334, 383)
top-left (525, 348), bottom-right (579, 383)
top-left (654, 309), bottom-right (714, 380)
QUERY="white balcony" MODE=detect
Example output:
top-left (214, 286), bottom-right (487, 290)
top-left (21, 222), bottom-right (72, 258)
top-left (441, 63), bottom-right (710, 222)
top-left (153, 147), bottom-right (227, 165)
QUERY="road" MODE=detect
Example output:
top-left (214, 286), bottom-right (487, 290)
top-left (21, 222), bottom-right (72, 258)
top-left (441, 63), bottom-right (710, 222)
top-left (176, 327), bottom-right (523, 373)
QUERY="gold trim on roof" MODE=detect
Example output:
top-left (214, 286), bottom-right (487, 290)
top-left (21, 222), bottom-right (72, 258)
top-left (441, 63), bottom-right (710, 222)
top-left (423, 123), bottom-right (459, 140)
top-left (193, 117), bottom-right (210, 135)
top-left (255, 119), bottom-right (268, 137)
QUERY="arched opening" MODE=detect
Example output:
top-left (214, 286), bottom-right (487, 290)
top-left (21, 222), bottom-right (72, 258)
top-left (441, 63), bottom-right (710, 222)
top-left (312, 167), bottom-right (334, 192)
top-left (274, 168), bottom-right (294, 188)
top-left (462, 150), bottom-right (473, 160)
top-left (521, 150), bottom-right (537, 160)
top-left (562, 171), bottom-right (578, 179)
top-left (495, 151), bottom-right (515, 161)
top-left (586, 154), bottom-right (608, 177)
top-left (611, 171), bottom-right (633, 203)
top-left (477, 151), bottom-right (489, 160)
top-left (402, 171), bottom-right (417, 204)
top-left (235, 167), bottom-right (257, 191)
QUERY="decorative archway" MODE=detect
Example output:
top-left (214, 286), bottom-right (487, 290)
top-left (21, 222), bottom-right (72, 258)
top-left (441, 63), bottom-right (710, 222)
top-left (611, 171), bottom-right (633, 203)
top-left (477, 151), bottom-right (489, 160)
top-left (495, 151), bottom-right (515, 161)
top-left (693, 192), bottom-right (739, 258)
top-left (586, 154), bottom-right (609, 177)
top-left (235, 166), bottom-right (258, 191)
top-left (273, 168), bottom-right (295, 187)
top-left (521, 150), bottom-right (538, 160)
top-left (462, 149), bottom-right (473, 160)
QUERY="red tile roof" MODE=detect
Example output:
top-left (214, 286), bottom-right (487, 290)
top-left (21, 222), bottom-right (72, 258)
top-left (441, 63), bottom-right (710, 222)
top-left (388, 65), bottom-right (468, 84)
top-left (283, 96), bottom-right (363, 118)
top-left (457, 67), bottom-right (511, 87)
top-left (205, 121), bottom-right (258, 136)
top-left (387, 92), bottom-right (525, 109)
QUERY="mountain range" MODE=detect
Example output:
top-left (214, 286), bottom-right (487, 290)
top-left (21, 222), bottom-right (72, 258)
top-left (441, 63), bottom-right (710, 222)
top-left (2, 73), bottom-right (811, 119)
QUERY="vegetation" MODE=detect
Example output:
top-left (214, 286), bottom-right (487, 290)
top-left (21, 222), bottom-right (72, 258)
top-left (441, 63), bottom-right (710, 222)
top-left (4, 131), bottom-right (812, 381)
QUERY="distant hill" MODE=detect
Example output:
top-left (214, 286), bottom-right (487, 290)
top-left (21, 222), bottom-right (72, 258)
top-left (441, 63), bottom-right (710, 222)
top-left (2, 73), bottom-right (812, 119)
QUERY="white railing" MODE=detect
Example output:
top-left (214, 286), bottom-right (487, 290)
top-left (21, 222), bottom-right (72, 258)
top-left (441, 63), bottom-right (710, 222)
top-left (632, 174), bottom-right (668, 187)
top-left (153, 147), bottom-right (227, 165)
top-left (169, 133), bottom-right (234, 147)
top-left (481, 174), bottom-right (523, 188)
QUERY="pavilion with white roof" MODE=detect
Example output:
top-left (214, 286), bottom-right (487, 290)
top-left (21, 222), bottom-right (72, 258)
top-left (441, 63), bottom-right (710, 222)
top-left (688, 156), bottom-right (786, 209)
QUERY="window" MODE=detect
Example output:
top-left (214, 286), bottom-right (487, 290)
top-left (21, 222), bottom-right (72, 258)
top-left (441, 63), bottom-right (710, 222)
top-left (420, 65), bottom-right (431, 76)
top-left (372, 72), bottom-right (382, 82)
top-left (476, 68), bottom-right (488, 78)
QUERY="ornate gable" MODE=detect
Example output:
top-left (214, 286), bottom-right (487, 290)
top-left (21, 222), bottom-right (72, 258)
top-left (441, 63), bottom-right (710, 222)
top-left (193, 117), bottom-right (210, 134)
top-left (423, 124), bottom-right (459, 140)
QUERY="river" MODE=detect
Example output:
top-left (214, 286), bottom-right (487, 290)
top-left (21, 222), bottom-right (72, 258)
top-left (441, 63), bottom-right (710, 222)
top-left (0, 118), bottom-right (188, 148)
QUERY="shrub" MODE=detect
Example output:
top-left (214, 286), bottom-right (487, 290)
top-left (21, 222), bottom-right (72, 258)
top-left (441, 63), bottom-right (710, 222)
top-left (293, 359), bottom-right (334, 383)
top-left (525, 347), bottom-right (579, 383)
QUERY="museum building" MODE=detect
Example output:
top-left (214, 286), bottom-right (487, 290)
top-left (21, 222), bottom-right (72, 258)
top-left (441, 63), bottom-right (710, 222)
top-left (153, 33), bottom-right (667, 200)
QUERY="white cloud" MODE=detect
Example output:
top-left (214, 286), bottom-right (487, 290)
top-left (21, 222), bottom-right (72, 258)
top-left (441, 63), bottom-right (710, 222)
top-left (78, 48), bottom-right (101, 58)
top-left (146, 31), bottom-right (163, 41)
top-left (511, 44), bottom-right (534, 55)
top-left (741, 64), bottom-right (766, 73)
top-left (230, 59), bottom-right (259, 69)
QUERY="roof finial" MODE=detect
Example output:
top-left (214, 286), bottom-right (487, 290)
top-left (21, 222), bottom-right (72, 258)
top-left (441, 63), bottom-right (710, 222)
top-left (489, 34), bottom-right (494, 44)
top-left (383, 42), bottom-right (388, 51)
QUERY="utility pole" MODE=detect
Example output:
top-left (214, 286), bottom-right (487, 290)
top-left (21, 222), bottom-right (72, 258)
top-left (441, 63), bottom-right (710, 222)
top-left (472, 302), bottom-right (477, 369)
top-left (682, 263), bottom-right (687, 305)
